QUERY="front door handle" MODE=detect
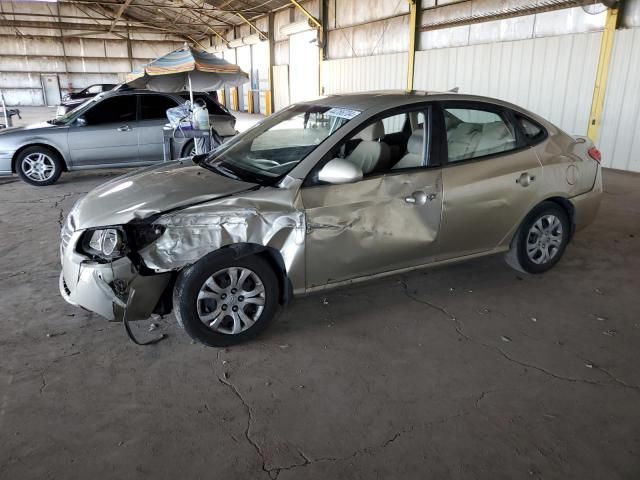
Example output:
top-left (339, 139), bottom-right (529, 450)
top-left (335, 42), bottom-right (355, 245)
top-left (516, 172), bottom-right (536, 187)
top-left (117, 125), bottom-right (131, 132)
top-left (405, 191), bottom-right (437, 205)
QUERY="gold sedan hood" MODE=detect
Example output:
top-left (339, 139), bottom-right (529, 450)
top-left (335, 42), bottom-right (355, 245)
top-left (70, 160), bottom-right (258, 229)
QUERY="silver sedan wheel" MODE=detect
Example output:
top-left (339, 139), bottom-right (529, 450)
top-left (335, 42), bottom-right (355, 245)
top-left (526, 214), bottom-right (563, 264)
top-left (21, 153), bottom-right (56, 182)
top-left (196, 267), bottom-right (266, 335)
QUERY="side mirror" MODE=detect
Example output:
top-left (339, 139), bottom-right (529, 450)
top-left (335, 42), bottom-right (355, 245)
top-left (75, 116), bottom-right (87, 127)
top-left (318, 158), bottom-right (363, 185)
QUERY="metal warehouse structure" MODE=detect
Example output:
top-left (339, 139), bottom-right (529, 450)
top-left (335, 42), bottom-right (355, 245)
top-left (0, 0), bottom-right (639, 171)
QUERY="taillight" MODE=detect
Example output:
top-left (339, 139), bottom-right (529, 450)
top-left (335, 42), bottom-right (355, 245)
top-left (588, 146), bottom-right (602, 163)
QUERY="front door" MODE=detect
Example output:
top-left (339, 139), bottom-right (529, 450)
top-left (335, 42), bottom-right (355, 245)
top-left (68, 94), bottom-right (139, 167)
top-left (302, 170), bottom-right (443, 288)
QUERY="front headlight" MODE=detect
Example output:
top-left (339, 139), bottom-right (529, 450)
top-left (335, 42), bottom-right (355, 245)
top-left (80, 227), bottom-right (127, 260)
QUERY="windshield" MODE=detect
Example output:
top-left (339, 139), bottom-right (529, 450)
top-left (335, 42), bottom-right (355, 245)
top-left (51, 93), bottom-right (107, 125)
top-left (204, 104), bottom-right (358, 182)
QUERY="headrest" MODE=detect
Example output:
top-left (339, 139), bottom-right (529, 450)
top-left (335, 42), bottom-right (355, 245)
top-left (482, 121), bottom-right (511, 139)
top-left (407, 129), bottom-right (424, 155)
top-left (356, 121), bottom-right (385, 141)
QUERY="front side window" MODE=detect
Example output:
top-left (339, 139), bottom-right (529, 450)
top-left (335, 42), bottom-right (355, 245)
top-left (333, 110), bottom-right (427, 176)
top-left (83, 96), bottom-right (136, 125)
top-left (140, 94), bottom-right (179, 120)
top-left (444, 107), bottom-right (517, 163)
top-left (86, 85), bottom-right (102, 94)
top-left (204, 104), bottom-right (356, 182)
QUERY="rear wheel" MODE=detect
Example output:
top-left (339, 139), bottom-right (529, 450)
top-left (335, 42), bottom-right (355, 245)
top-left (16, 146), bottom-right (63, 186)
top-left (173, 253), bottom-right (279, 347)
top-left (505, 202), bottom-right (570, 274)
top-left (181, 140), bottom-right (196, 158)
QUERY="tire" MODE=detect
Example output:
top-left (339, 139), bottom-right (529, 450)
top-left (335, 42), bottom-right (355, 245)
top-left (16, 146), bottom-right (63, 186)
top-left (181, 140), bottom-right (196, 158)
top-left (173, 252), bottom-right (279, 347)
top-left (505, 201), bottom-right (570, 274)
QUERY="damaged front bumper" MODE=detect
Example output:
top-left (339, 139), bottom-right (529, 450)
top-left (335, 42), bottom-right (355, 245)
top-left (59, 231), bottom-right (171, 322)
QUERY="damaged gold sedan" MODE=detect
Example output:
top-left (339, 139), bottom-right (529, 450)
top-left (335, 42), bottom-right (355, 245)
top-left (60, 92), bottom-right (603, 346)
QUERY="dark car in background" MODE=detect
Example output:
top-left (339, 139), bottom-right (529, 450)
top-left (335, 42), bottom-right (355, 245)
top-left (57, 84), bottom-right (128, 117)
top-left (0, 89), bottom-right (236, 186)
top-left (63, 83), bottom-right (117, 101)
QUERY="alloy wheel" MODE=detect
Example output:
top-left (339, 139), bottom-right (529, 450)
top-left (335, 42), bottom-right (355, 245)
top-left (196, 267), bottom-right (266, 335)
top-left (526, 214), bottom-right (564, 264)
top-left (22, 153), bottom-right (56, 182)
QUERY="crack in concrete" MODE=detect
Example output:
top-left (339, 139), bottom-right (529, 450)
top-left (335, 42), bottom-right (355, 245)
top-left (216, 374), bottom-right (275, 479)
top-left (213, 350), bottom-right (487, 478)
top-left (401, 281), bottom-right (640, 392)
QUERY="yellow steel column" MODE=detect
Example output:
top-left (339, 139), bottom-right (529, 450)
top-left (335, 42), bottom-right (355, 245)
top-left (220, 89), bottom-right (226, 107)
top-left (247, 90), bottom-right (253, 113)
top-left (267, 12), bottom-right (275, 115)
top-left (406, 0), bottom-right (418, 92)
top-left (587, 7), bottom-right (619, 143)
top-left (231, 87), bottom-right (239, 111)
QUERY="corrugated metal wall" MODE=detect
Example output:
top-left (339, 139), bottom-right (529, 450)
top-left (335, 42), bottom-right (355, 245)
top-left (598, 27), bottom-right (640, 172)
top-left (413, 32), bottom-right (602, 136)
top-left (0, 1), bottom-right (183, 106)
top-left (321, 52), bottom-right (408, 94)
top-left (273, 65), bottom-right (290, 112)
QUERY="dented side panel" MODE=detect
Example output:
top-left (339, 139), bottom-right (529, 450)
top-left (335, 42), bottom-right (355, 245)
top-left (438, 146), bottom-right (544, 259)
top-left (301, 170), bottom-right (443, 288)
top-left (138, 179), bottom-right (308, 293)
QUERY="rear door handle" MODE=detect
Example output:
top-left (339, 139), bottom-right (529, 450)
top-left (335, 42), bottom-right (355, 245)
top-left (404, 191), bottom-right (437, 205)
top-left (117, 125), bottom-right (131, 132)
top-left (516, 172), bottom-right (535, 187)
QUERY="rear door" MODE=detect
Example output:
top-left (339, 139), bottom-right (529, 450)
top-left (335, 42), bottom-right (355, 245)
top-left (435, 102), bottom-right (544, 259)
top-left (67, 94), bottom-right (139, 166)
top-left (138, 93), bottom-right (181, 162)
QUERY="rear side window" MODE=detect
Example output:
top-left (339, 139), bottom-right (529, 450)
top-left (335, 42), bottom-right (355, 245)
top-left (515, 115), bottom-right (545, 142)
top-left (140, 94), bottom-right (179, 120)
top-left (443, 107), bottom-right (517, 163)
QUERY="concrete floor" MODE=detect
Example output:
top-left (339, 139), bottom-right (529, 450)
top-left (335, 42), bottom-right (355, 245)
top-left (1, 113), bottom-right (640, 479)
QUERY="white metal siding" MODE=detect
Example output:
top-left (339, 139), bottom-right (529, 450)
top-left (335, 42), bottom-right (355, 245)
top-left (321, 52), bottom-right (408, 94)
top-left (414, 32), bottom-right (602, 136)
top-left (273, 64), bottom-right (290, 112)
top-left (598, 28), bottom-right (640, 172)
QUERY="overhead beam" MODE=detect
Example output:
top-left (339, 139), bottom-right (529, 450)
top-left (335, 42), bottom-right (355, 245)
top-left (0, 18), bottom-right (176, 34)
top-left (420, 0), bottom-right (586, 31)
top-left (108, 0), bottom-right (134, 33)
top-left (61, 0), bottom-right (267, 14)
top-left (236, 12), bottom-right (268, 41)
top-left (0, 11), bottom-right (226, 27)
top-left (289, 0), bottom-right (321, 29)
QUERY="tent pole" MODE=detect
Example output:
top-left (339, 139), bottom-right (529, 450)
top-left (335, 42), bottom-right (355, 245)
top-left (189, 73), bottom-right (199, 154)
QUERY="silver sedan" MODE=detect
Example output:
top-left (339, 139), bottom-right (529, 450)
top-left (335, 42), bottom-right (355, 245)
top-left (0, 89), bottom-right (236, 186)
top-left (59, 91), bottom-right (603, 347)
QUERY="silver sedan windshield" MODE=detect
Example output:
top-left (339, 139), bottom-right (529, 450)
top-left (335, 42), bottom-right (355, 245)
top-left (206, 104), bottom-right (359, 179)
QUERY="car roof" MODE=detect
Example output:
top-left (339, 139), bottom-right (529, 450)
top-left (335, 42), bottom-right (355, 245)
top-left (299, 90), bottom-right (553, 128)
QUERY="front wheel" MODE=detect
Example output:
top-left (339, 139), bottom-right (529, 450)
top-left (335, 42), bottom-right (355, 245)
top-left (505, 202), bottom-right (570, 274)
top-left (16, 146), bottom-right (63, 186)
top-left (173, 253), bottom-right (279, 347)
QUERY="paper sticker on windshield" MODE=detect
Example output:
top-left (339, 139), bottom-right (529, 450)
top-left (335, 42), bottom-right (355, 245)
top-left (326, 108), bottom-right (361, 120)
